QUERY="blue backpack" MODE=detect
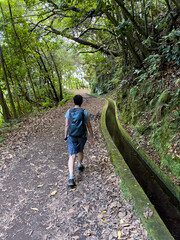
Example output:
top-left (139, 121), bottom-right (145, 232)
top-left (68, 108), bottom-right (86, 137)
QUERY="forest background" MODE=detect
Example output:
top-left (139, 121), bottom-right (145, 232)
top-left (0, 0), bottom-right (179, 183)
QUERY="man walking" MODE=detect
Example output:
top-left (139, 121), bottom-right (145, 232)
top-left (64, 95), bottom-right (94, 187)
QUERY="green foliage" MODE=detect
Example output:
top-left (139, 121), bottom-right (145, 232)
top-left (63, 90), bottom-right (74, 101)
top-left (23, 0), bottom-right (36, 7)
top-left (0, 0), bottom-right (89, 124)
top-left (0, 136), bottom-right (5, 143)
top-left (134, 54), bottom-right (161, 82)
top-left (116, 59), bottom-right (180, 179)
top-left (130, 86), bottom-right (138, 99)
top-left (160, 30), bottom-right (180, 65)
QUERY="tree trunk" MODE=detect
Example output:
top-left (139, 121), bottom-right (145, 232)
top-left (6, 68), bottom-right (22, 115)
top-left (171, 0), bottom-right (180, 10)
top-left (114, 0), bottom-right (147, 37)
top-left (142, 0), bottom-right (148, 37)
top-left (0, 4), bottom-right (22, 116)
top-left (0, 46), bottom-right (18, 118)
top-left (45, 43), bottom-right (63, 101)
top-left (7, 0), bottom-right (39, 107)
top-left (112, 0), bottom-right (122, 21)
top-left (35, 49), bottom-right (59, 102)
top-left (130, 0), bottom-right (134, 18)
top-left (165, 0), bottom-right (177, 31)
top-left (125, 35), bottom-right (142, 66)
top-left (18, 82), bottom-right (37, 105)
top-left (0, 86), bottom-right (11, 122)
top-left (36, 59), bottom-right (55, 100)
top-left (104, 9), bottom-right (143, 65)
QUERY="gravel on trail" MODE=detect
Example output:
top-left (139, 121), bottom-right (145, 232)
top-left (0, 91), bottom-right (149, 240)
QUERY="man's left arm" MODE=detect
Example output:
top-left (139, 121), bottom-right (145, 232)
top-left (86, 120), bottom-right (95, 145)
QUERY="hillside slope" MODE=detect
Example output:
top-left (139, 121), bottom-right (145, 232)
top-left (103, 63), bottom-right (180, 185)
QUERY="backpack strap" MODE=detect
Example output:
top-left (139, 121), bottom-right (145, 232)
top-left (69, 108), bottom-right (85, 119)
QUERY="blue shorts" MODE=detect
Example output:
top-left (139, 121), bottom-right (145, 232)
top-left (67, 136), bottom-right (87, 155)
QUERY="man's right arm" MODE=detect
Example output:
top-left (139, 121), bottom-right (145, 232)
top-left (64, 118), bottom-right (69, 140)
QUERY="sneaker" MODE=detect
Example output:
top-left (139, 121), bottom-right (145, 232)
top-left (78, 164), bottom-right (85, 172)
top-left (68, 179), bottom-right (76, 187)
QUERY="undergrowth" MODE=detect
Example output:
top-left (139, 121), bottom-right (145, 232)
top-left (0, 90), bottom-right (75, 145)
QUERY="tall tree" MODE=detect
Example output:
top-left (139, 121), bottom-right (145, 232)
top-left (7, 0), bottom-right (39, 106)
top-left (0, 86), bottom-right (11, 122)
top-left (0, 3), bottom-right (22, 116)
top-left (0, 45), bottom-right (17, 118)
top-left (44, 41), bottom-right (63, 100)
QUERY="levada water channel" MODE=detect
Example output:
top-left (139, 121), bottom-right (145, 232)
top-left (105, 100), bottom-right (180, 239)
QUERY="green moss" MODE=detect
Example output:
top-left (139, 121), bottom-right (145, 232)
top-left (120, 179), bottom-right (131, 200)
top-left (158, 89), bottom-right (170, 104)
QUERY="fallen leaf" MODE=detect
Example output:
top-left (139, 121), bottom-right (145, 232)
top-left (120, 219), bottom-right (125, 224)
top-left (85, 204), bottom-right (90, 213)
top-left (98, 210), bottom-right (107, 218)
top-left (31, 207), bottom-right (39, 211)
top-left (100, 210), bottom-right (106, 216)
top-left (143, 207), bottom-right (154, 218)
top-left (30, 163), bottom-right (35, 166)
top-left (84, 223), bottom-right (88, 228)
top-left (35, 169), bottom-right (40, 174)
top-left (110, 201), bottom-right (119, 208)
top-left (37, 184), bottom-right (43, 188)
top-left (74, 227), bottom-right (80, 233)
top-left (20, 198), bottom-right (26, 202)
top-left (72, 236), bottom-right (79, 239)
top-left (118, 231), bottom-right (121, 239)
top-left (68, 208), bottom-right (75, 214)
top-left (50, 190), bottom-right (57, 196)
top-left (85, 230), bottom-right (91, 236)
top-left (101, 219), bottom-right (109, 224)
top-left (121, 223), bottom-right (130, 227)
top-left (91, 155), bottom-right (96, 158)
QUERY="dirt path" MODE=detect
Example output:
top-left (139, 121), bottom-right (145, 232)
top-left (0, 92), bottom-right (148, 240)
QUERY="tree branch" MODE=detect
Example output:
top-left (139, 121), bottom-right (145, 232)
top-left (48, 24), bottom-right (120, 57)
top-left (78, 47), bottom-right (104, 54)
top-left (114, 0), bottom-right (147, 37)
top-left (30, 13), bottom-right (55, 32)
top-left (79, 27), bottom-right (116, 37)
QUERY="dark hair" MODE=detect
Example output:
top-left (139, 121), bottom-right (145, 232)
top-left (73, 95), bottom-right (83, 106)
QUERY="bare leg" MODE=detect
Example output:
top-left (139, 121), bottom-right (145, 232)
top-left (68, 154), bottom-right (76, 176)
top-left (78, 152), bottom-right (84, 164)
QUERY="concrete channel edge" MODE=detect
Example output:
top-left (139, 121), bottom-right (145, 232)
top-left (100, 100), bottom-right (174, 240)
